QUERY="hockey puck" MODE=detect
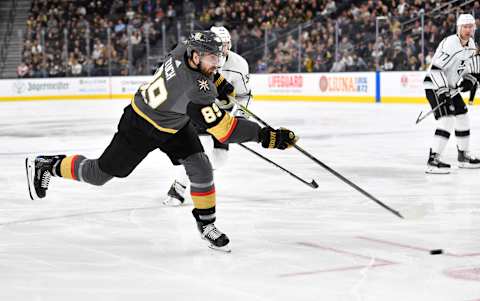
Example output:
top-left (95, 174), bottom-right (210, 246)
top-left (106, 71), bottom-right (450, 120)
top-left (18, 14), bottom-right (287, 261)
top-left (429, 249), bottom-right (443, 255)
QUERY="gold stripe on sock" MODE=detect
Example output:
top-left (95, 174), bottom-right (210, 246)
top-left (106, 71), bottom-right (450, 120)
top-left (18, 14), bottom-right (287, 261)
top-left (60, 155), bottom-right (78, 180)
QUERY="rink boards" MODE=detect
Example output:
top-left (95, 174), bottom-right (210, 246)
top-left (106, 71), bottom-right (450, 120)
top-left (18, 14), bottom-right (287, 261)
top-left (0, 71), bottom-right (474, 103)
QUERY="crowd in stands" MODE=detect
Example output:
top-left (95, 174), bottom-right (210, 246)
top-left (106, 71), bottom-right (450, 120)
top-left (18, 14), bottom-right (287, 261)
top-left (18, 0), bottom-right (174, 77)
top-left (16, 0), bottom-right (480, 78)
top-left (251, 0), bottom-right (480, 73)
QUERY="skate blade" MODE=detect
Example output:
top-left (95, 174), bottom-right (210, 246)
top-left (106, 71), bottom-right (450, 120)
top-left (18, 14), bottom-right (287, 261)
top-left (208, 244), bottom-right (231, 253)
top-left (425, 167), bottom-right (450, 174)
top-left (25, 157), bottom-right (38, 200)
top-left (162, 197), bottom-right (184, 207)
top-left (458, 163), bottom-right (480, 169)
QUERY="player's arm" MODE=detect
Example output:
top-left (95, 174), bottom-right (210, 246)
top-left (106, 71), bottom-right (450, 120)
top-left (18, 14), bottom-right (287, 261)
top-left (213, 72), bottom-right (235, 110)
top-left (459, 53), bottom-right (480, 92)
top-left (425, 38), bottom-right (460, 104)
top-left (187, 101), bottom-right (296, 149)
top-left (230, 58), bottom-right (251, 100)
top-left (223, 57), bottom-right (252, 116)
top-left (428, 39), bottom-right (452, 90)
top-left (213, 57), bottom-right (252, 112)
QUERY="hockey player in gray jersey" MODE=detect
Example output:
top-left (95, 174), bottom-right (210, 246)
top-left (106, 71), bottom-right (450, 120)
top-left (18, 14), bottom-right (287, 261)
top-left (164, 26), bottom-right (254, 206)
top-left (25, 31), bottom-right (297, 252)
top-left (423, 13), bottom-right (480, 174)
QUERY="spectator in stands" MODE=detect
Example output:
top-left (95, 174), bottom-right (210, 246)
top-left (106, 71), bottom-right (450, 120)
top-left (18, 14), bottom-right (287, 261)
top-left (17, 62), bottom-right (30, 78)
top-left (114, 19), bottom-right (126, 33)
top-left (407, 51), bottom-right (420, 71)
top-left (381, 56), bottom-right (394, 71)
top-left (92, 38), bottom-right (105, 61)
top-left (425, 50), bottom-right (434, 66)
top-left (330, 54), bottom-right (346, 72)
top-left (392, 46), bottom-right (408, 71)
top-left (303, 55), bottom-right (314, 73)
top-left (255, 58), bottom-right (268, 73)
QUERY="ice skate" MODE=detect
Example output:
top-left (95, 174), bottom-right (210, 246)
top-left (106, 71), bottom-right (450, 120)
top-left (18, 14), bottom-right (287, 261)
top-left (192, 208), bottom-right (230, 252)
top-left (425, 149), bottom-right (450, 174)
top-left (198, 223), bottom-right (231, 252)
top-left (458, 148), bottom-right (480, 169)
top-left (163, 180), bottom-right (186, 206)
top-left (25, 155), bottom-right (65, 200)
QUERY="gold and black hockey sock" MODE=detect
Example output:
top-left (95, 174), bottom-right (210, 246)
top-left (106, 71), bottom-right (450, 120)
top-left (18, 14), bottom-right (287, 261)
top-left (191, 184), bottom-right (216, 210)
top-left (54, 155), bottom-right (86, 181)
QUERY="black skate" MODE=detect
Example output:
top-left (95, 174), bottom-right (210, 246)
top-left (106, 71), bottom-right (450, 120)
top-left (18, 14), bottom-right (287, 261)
top-left (458, 148), bottom-right (480, 169)
top-left (25, 155), bottom-right (65, 200)
top-left (425, 149), bottom-right (450, 174)
top-left (192, 208), bottom-right (230, 252)
top-left (163, 180), bottom-right (186, 206)
top-left (197, 223), bottom-right (231, 252)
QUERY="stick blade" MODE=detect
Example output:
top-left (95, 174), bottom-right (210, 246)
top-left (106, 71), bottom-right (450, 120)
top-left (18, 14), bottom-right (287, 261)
top-left (415, 111), bottom-right (423, 124)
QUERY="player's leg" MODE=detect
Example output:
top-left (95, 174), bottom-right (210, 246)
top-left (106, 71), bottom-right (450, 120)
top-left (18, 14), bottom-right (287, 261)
top-left (163, 133), bottom-right (212, 206)
top-left (211, 137), bottom-right (229, 170)
top-left (452, 94), bottom-right (480, 168)
top-left (26, 105), bottom-right (155, 200)
top-left (184, 153), bottom-right (230, 251)
top-left (425, 89), bottom-right (454, 174)
top-left (161, 122), bottom-right (230, 251)
top-left (164, 127), bottom-right (219, 206)
top-left (164, 134), bottom-right (230, 206)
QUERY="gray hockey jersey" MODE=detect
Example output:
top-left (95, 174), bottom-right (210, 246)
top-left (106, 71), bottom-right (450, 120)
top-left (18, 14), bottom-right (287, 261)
top-left (131, 43), bottom-right (260, 144)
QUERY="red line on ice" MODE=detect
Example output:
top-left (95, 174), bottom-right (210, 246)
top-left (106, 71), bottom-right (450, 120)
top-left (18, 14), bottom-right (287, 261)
top-left (278, 241), bottom-right (396, 278)
top-left (357, 236), bottom-right (480, 258)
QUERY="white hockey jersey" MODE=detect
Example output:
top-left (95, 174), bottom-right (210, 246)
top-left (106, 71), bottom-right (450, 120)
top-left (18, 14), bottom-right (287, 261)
top-left (424, 34), bottom-right (477, 96)
top-left (219, 51), bottom-right (251, 113)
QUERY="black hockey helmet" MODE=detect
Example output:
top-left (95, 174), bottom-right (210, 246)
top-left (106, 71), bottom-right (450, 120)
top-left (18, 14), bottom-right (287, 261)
top-left (186, 31), bottom-right (223, 58)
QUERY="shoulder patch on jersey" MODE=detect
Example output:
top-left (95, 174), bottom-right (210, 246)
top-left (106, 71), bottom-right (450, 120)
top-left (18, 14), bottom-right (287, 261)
top-left (197, 79), bottom-right (210, 92)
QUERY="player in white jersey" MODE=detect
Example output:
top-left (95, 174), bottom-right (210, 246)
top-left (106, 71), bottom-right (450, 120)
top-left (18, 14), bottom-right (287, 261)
top-left (164, 26), bottom-right (252, 205)
top-left (211, 26), bottom-right (252, 117)
top-left (423, 13), bottom-right (480, 174)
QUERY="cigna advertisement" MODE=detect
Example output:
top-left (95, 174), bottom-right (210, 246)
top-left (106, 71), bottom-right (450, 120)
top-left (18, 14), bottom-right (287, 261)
top-left (251, 73), bottom-right (375, 102)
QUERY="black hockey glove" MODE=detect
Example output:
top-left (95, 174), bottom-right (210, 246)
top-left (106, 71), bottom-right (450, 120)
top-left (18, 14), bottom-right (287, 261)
top-left (436, 87), bottom-right (451, 106)
top-left (473, 74), bottom-right (480, 82)
top-left (259, 127), bottom-right (298, 150)
top-left (459, 73), bottom-right (478, 92)
top-left (214, 73), bottom-right (235, 110)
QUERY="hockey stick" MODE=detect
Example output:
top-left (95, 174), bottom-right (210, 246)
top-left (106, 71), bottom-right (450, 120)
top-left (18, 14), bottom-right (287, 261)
top-left (228, 96), bottom-right (404, 219)
top-left (238, 143), bottom-right (319, 189)
top-left (415, 100), bottom-right (447, 124)
top-left (416, 84), bottom-right (477, 123)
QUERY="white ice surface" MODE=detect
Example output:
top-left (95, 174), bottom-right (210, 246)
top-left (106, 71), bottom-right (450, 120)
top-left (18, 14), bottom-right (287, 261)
top-left (0, 99), bottom-right (479, 301)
